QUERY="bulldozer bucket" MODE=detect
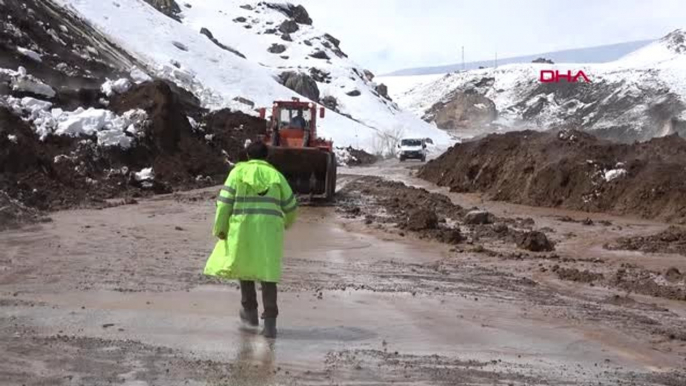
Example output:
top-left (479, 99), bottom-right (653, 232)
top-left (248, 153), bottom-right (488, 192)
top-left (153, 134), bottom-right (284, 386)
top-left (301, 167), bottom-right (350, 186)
top-left (267, 147), bottom-right (337, 200)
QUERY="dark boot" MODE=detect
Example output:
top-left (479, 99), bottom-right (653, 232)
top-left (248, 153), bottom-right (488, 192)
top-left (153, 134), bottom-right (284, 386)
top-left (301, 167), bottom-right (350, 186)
top-left (240, 308), bottom-right (259, 327)
top-left (261, 317), bottom-right (277, 338)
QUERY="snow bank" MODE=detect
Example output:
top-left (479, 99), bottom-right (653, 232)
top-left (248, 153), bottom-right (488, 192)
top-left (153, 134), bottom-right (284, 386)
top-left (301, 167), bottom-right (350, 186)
top-left (130, 67), bottom-right (153, 83)
top-left (134, 167), bottom-right (154, 181)
top-left (334, 147), bottom-right (354, 167)
top-left (1, 67), bottom-right (55, 98)
top-left (3, 93), bottom-right (148, 148)
top-left (101, 78), bottom-right (132, 97)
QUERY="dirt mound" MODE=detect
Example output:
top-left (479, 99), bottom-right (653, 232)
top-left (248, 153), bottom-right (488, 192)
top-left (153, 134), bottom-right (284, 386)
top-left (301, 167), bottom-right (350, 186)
top-left (605, 226), bottom-right (686, 255)
top-left (613, 266), bottom-right (686, 301)
top-left (419, 130), bottom-right (686, 223)
top-left (0, 80), bottom-right (268, 214)
top-left (346, 148), bottom-right (377, 166)
top-left (201, 108), bottom-right (266, 163)
top-left (338, 177), bottom-right (551, 247)
top-left (110, 80), bottom-right (228, 187)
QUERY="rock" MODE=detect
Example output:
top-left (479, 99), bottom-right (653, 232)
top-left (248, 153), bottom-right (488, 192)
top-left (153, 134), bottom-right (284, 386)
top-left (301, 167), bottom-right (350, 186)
top-left (375, 83), bottom-right (391, 100)
top-left (239, 4), bottom-right (253, 10)
top-left (346, 90), bottom-right (361, 97)
top-left (264, 3), bottom-right (312, 25)
top-left (324, 33), bottom-right (341, 47)
top-left (309, 68), bottom-right (331, 83)
top-left (279, 20), bottom-right (299, 34)
top-left (200, 27), bottom-right (246, 59)
top-left (464, 210), bottom-right (494, 225)
top-left (406, 209), bottom-right (439, 231)
top-left (303, 40), bottom-right (312, 46)
top-left (279, 72), bottom-right (320, 101)
top-left (281, 33), bottom-right (293, 42)
top-left (310, 50), bottom-right (330, 60)
top-left (268, 44), bottom-right (287, 54)
top-left (172, 41), bottom-right (188, 51)
top-left (280, 55), bottom-right (289, 60)
top-left (234, 16), bottom-right (247, 23)
top-left (321, 95), bottom-right (338, 111)
top-left (425, 92), bottom-right (498, 133)
top-left (199, 27), bottom-right (215, 40)
top-left (440, 228), bottom-right (464, 244)
top-left (665, 267), bottom-right (682, 282)
top-left (143, 0), bottom-right (181, 21)
top-left (264, 28), bottom-right (277, 34)
top-left (516, 231), bottom-right (555, 252)
top-left (290, 4), bottom-right (313, 24)
top-left (232, 97), bottom-right (255, 108)
top-left (492, 223), bottom-right (509, 233)
top-left (363, 69), bottom-right (375, 81)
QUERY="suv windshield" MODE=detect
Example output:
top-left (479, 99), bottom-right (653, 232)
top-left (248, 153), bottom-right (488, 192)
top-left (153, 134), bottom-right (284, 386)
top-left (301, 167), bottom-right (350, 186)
top-left (401, 139), bottom-right (422, 147)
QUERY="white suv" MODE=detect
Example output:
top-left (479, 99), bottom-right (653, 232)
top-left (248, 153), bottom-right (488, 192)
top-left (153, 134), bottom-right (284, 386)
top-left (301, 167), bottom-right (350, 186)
top-left (397, 138), bottom-right (427, 162)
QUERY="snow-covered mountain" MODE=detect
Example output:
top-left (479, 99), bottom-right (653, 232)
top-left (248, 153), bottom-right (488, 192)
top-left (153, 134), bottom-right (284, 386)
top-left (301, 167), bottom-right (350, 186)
top-left (381, 30), bottom-right (686, 143)
top-left (43, 0), bottom-right (451, 151)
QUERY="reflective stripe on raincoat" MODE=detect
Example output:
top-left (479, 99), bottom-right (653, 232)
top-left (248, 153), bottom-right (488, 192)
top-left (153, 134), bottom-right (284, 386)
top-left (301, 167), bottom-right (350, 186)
top-left (204, 160), bottom-right (297, 282)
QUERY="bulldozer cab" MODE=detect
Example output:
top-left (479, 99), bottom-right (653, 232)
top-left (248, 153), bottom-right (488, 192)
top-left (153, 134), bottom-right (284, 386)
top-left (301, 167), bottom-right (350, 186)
top-left (276, 105), bottom-right (312, 130)
top-left (257, 99), bottom-right (336, 200)
top-left (262, 100), bottom-right (324, 148)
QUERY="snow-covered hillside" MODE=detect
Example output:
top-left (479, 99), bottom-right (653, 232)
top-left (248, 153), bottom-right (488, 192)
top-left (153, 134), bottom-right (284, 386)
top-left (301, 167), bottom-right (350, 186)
top-left (385, 29), bottom-right (686, 142)
top-left (50, 0), bottom-right (451, 151)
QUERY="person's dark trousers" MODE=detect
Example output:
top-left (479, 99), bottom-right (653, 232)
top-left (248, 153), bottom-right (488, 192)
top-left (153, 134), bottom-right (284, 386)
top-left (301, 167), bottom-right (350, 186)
top-left (240, 281), bottom-right (278, 318)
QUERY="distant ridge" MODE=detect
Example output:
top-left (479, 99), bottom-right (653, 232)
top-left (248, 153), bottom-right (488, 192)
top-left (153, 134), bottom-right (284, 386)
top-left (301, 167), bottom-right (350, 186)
top-left (384, 39), bottom-right (654, 76)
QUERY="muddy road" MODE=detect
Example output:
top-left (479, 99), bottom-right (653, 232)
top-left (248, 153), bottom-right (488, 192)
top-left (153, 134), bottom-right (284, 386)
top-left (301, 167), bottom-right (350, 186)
top-left (1, 159), bottom-right (685, 385)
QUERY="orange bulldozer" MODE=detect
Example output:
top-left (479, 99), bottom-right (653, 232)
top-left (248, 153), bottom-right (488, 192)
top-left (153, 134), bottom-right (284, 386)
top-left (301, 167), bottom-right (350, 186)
top-left (258, 98), bottom-right (337, 200)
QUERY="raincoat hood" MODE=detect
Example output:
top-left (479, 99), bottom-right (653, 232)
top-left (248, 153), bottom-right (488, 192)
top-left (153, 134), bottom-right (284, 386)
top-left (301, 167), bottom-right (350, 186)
top-left (235, 160), bottom-right (281, 193)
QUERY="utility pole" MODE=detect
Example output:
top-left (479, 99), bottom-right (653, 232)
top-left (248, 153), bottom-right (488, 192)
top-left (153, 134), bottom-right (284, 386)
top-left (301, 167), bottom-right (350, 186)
top-left (461, 46), bottom-right (465, 72)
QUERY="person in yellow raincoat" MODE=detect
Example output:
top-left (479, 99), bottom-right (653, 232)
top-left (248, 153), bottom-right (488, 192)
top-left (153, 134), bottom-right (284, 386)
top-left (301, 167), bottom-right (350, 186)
top-left (204, 141), bottom-right (297, 338)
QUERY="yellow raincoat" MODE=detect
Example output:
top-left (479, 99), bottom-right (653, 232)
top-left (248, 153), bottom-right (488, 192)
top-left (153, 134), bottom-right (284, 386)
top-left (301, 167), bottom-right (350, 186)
top-left (204, 160), bottom-right (297, 282)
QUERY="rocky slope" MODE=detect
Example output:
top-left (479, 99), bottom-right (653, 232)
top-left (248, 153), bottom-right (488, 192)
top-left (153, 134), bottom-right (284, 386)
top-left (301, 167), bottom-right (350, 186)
top-left (52, 0), bottom-right (451, 150)
top-left (384, 29), bottom-right (686, 143)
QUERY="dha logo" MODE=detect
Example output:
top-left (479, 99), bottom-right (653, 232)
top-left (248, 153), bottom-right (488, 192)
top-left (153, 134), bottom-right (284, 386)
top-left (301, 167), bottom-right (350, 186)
top-left (539, 70), bottom-right (591, 83)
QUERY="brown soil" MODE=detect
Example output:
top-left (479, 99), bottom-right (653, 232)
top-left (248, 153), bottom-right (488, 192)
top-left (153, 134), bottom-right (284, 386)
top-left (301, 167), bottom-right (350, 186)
top-left (606, 226), bottom-right (686, 255)
top-left (338, 176), bottom-right (550, 247)
top-left (554, 266), bottom-right (604, 283)
top-left (419, 130), bottom-right (686, 223)
top-left (345, 147), bottom-right (378, 166)
top-left (612, 266), bottom-right (686, 301)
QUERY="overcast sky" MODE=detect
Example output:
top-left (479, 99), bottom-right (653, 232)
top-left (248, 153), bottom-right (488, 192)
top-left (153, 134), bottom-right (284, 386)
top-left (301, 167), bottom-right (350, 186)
top-left (297, 0), bottom-right (685, 74)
